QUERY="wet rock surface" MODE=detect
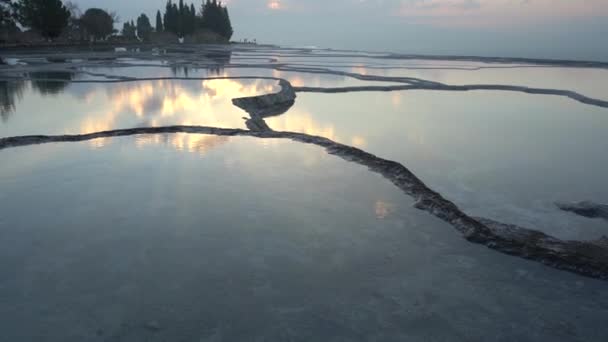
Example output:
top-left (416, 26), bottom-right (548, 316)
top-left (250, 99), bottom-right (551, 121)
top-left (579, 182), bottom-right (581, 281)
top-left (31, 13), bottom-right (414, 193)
top-left (556, 201), bottom-right (608, 221)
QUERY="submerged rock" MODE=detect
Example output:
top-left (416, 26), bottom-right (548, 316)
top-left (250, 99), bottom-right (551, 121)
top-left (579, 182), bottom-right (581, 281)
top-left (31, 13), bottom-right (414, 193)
top-left (556, 201), bottom-right (608, 221)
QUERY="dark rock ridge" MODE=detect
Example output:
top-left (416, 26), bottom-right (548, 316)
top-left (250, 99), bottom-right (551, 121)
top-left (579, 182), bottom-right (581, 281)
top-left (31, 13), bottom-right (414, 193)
top-left (232, 79), bottom-right (296, 119)
top-left (294, 84), bottom-right (608, 109)
top-left (2, 126), bottom-right (608, 280)
top-left (556, 201), bottom-right (608, 221)
top-left (232, 79), bottom-right (296, 131)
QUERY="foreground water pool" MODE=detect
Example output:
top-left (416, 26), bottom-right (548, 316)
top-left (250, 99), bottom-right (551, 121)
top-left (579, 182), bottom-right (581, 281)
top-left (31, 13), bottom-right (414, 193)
top-left (1, 136), bottom-right (607, 341)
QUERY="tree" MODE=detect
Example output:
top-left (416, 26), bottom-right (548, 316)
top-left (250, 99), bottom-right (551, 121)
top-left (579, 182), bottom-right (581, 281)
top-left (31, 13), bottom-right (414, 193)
top-left (161, 0), bottom-right (201, 38)
top-left (187, 3), bottom-right (196, 35)
top-left (0, 0), bottom-right (17, 33)
top-left (80, 8), bottom-right (114, 41)
top-left (64, 1), bottom-right (80, 19)
top-left (177, 0), bottom-right (184, 35)
top-left (171, 3), bottom-right (178, 34)
top-left (155, 10), bottom-right (162, 32)
top-left (200, 0), bottom-right (233, 40)
top-left (163, 1), bottom-right (175, 34)
top-left (122, 20), bottom-right (136, 39)
top-left (15, 0), bottom-right (70, 39)
top-left (136, 13), bottom-right (152, 41)
top-left (220, 6), bottom-right (233, 40)
top-left (63, 1), bottom-right (86, 40)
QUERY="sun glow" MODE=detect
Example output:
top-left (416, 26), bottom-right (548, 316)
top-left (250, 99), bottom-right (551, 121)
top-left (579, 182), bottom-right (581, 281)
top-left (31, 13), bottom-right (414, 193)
top-left (267, 1), bottom-right (281, 10)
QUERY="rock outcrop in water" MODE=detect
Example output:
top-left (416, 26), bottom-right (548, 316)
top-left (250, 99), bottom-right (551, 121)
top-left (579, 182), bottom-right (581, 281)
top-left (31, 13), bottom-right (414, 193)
top-left (232, 79), bottom-right (296, 131)
top-left (232, 80), bottom-right (296, 118)
top-left (556, 201), bottom-right (608, 221)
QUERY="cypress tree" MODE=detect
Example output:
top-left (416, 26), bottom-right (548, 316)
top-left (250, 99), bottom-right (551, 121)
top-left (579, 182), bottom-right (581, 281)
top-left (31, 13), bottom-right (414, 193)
top-left (163, 1), bottom-right (172, 33)
top-left (200, 0), bottom-right (233, 40)
top-left (171, 3), bottom-right (178, 35)
top-left (155, 10), bottom-right (163, 32)
top-left (221, 7), bottom-right (233, 40)
top-left (122, 21), bottom-right (137, 39)
top-left (158, 0), bottom-right (233, 39)
top-left (177, 0), bottom-right (184, 36)
top-left (136, 13), bottom-right (152, 41)
top-left (188, 3), bottom-right (196, 35)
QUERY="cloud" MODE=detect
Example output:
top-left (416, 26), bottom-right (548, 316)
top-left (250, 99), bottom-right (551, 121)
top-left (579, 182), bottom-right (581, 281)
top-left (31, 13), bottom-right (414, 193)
top-left (400, 0), bottom-right (481, 11)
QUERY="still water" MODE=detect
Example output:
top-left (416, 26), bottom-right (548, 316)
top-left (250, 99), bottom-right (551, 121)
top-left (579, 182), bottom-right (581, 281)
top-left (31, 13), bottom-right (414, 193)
top-left (266, 90), bottom-right (608, 240)
top-left (1, 137), bottom-right (607, 341)
top-left (1, 47), bottom-right (608, 341)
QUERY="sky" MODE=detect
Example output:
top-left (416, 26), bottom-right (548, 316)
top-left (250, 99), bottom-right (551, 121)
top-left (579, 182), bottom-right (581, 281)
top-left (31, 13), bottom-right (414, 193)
top-left (70, 0), bottom-right (608, 60)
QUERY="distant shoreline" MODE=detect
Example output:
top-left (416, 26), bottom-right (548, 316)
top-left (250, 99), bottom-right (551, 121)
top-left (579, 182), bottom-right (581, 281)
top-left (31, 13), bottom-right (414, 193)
top-left (2, 42), bottom-right (608, 69)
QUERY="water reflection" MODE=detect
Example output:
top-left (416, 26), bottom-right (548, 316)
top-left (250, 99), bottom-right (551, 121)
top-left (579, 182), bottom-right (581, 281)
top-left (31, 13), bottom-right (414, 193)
top-left (0, 77), bottom-right (280, 139)
top-left (0, 74), bottom-right (367, 156)
top-left (204, 49), bottom-right (232, 76)
top-left (374, 200), bottom-right (394, 219)
top-left (171, 66), bottom-right (192, 78)
top-left (0, 80), bottom-right (25, 122)
top-left (134, 133), bottom-right (230, 156)
top-left (77, 78), bottom-right (279, 147)
top-left (266, 91), bottom-right (608, 240)
top-left (29, 71), bottom-right (75, 96)
top-left (169, 49), bottom-right (233, 77)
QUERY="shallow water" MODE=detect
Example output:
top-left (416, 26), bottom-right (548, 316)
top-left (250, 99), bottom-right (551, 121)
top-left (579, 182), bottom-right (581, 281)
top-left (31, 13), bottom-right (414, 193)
top-left (0, 79), bottom-right (278, 136)
top-left (1, 137), bottom-right (607, 342)
top-left (1, 46), bottom-right (608, 341)
top-left (266, 90), bottom-right (608, 240)
top-left (329, 66), bottom-right (608, 101)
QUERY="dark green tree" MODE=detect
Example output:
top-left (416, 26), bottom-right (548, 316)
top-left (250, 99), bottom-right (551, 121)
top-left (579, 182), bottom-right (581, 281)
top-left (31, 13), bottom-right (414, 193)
top-left (15, 0), bottom-right (70, 39)
top-left (177, 0), bottom-right (184, 36)
top-left (136, 13), bottom-right (152, 41)
top-left (171, 3), bottom-right (179, 34)
top-left (80, 8), bottom-right (114, 40)
top-left (220, 6), bottom-right (233, 40)
top-left (163, 1), bottom-right (172, 33)
top-left (161, 0), bottom-right (202, 37)
top-left (187, 3), bottom-right (196, 35)
top-left (200, 0), bottom-right (232, 40)
top-left (155, 10), bottom-right (162, 32)
top-left (122, 20), bottom-right (136, 39)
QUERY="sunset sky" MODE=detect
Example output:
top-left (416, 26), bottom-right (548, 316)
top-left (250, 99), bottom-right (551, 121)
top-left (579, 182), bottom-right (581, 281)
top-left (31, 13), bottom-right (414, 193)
top-left (71, 0), bottom-right (608, 60)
